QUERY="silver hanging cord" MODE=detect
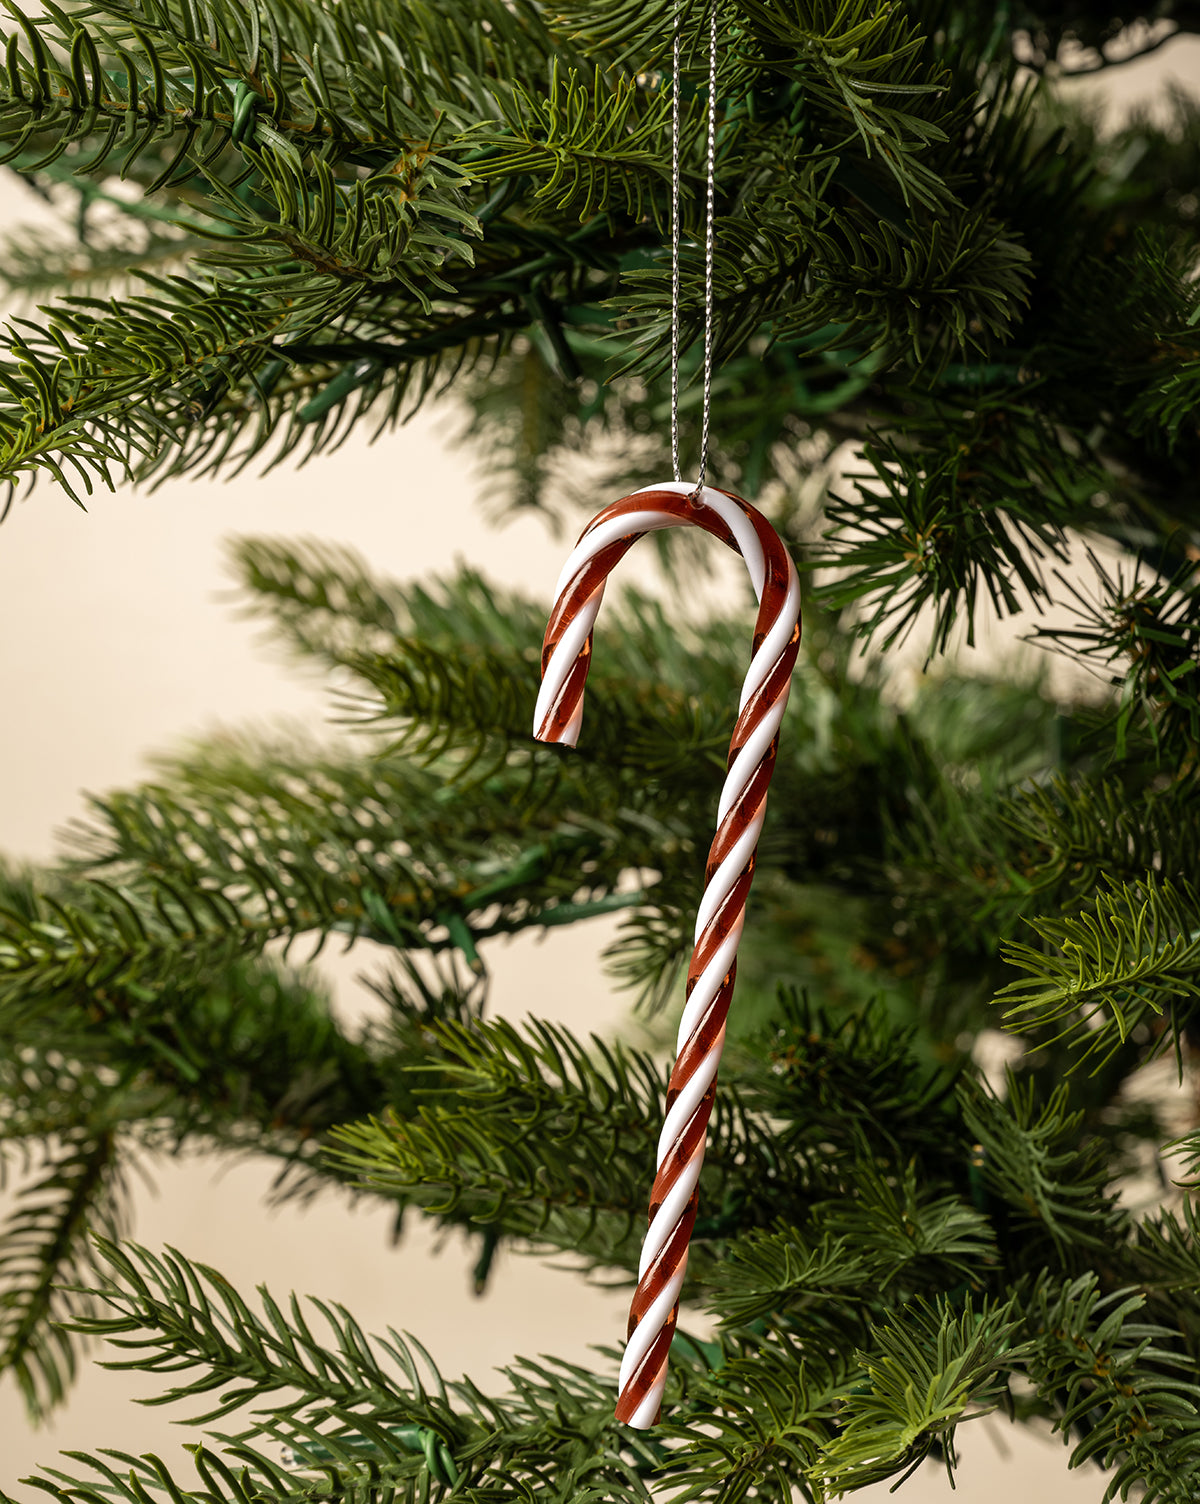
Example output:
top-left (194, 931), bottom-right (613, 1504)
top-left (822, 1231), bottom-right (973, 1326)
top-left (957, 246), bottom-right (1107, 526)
top-left (669, 3), bottom-right (718, 493)
top-left (670, 20), bottom-right (681, 482)
top-left (696, 1), bottom-right (717, 493)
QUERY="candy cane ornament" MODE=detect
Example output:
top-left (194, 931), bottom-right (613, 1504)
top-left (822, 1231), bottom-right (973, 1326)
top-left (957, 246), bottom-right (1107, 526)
top-left (532, 480), bottom-right (802, 1427)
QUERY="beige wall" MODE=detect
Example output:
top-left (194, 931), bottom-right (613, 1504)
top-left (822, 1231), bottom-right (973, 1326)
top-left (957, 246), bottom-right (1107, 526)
top-left (2, 34), bottom-right (1197, 1496)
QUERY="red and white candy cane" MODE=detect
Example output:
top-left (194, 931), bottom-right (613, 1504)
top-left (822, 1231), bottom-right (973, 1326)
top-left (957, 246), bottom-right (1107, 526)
top-left (532, 480), bottom-right (801, 1427)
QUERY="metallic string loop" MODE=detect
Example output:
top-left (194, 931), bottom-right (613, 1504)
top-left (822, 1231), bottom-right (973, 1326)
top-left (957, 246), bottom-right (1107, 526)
top-left (671, 2), bottom-right (718, 492)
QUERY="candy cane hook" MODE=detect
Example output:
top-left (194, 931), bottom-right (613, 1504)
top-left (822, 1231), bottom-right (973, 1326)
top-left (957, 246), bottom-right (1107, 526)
top-left (532, 482), bottom-right (802, 1428)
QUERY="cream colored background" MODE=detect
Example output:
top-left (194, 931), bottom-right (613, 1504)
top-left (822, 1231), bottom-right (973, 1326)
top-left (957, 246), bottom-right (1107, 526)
top-left (2, 33), bottom-right (1198, 1497)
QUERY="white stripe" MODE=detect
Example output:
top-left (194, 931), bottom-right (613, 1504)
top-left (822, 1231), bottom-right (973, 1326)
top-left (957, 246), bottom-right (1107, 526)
top-left (624, 1374), bottom-right (669, 1430)
top-left (675, 922), bottom-right (743, 1050)
top-left (717, 697), bottom-right (787, 825)
top-left (618, 1254), bottom-right (690, 1391)
top-left (692, 802), bottom-right (766, 940)
top-left (561, 701), bottom-right (583, 748)
top-left (553, 509), bottom-right (678, 599)
top-left (533, 590), bottom-right (603, 736)
top-left (637, 1140), bottom-right (707, 1277)
top-left (655, 1031), bottom-right (726, 1174)
top-left (630, 482), bottom-right (766, 599)
top-left (737, 556), bottom-right (801, 713)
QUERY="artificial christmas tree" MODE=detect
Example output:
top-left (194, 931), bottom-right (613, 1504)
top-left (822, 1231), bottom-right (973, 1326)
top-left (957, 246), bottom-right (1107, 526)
top-left (2, 0), bottom-right (1200, 1498)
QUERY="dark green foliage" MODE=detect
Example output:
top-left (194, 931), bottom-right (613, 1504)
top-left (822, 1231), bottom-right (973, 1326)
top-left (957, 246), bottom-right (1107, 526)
top-left (808, 1295), bottom-right (1028, 1493)
top-left (959, 1075), bottom-right (1127, 1262)
top-left (326, 1013), bottom-right (797, 1277)
top-left (814, 409), bottom-right (1096, 653)
top-left (4, 0), bottom-right (1200, 1499)
top-left (0, 1127), bottom-right (128, 1419)
top-left (1020, 1272), bottom-right (1200, 1504)
top-left (999, 881), bottom-right (1200, 1072)
top-left (1033, 550), bottom-right (1200, 759)
top-left (0, 0), bottom-right (1191, 542)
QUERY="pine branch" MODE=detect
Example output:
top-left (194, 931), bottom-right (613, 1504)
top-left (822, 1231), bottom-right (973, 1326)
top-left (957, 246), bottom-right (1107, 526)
top-left (223, 546), bottom-right (780, 1006)
top-left (811, 410), bottom-right (1094, 654)
top-left (0, 0), bottom-right (1121, 534)
top-left (0, 866), bottom-right (265, 1031)
top-left (808, 1295), bottom-right (1026, 1494)
top-left (1019, 1271), bottom-right (1200, 1504)
top-left (736, 0), bottom-right (957, 214)
top-left (0, 913), bottom-right (396, 1415)
top-left (0, 1128), bottom-right (129, 1420)
top-left (1123, 1195), bottom-right (1200, 1355)
top-left (59, 734), bottom-right (681, 967)
top-left (959, 1075), bottom-right (1128, 1262)
top-left (616, 216), bottom-right (817, 381)
top-left (733, 993), bottom-right (965, 1163)
top-left (0, 4), bottom-right (250, 187)
top-left (895, 770), bottom-right (1200, 947)
top-left (64, 1237), bottom-right (465, 1431)
top-left (0, 870), bottom-right (519, 1421)
top-left (0, 1236), bottom-right (1031, 1504)
top-left (0, 0), bottom-right (566, 496)
top-left (470, 63), bottom-right (684, 226)
top-left (28, 1237), bottom-right (668, 1502)
top-left (782, 204), bottom-right (1033, 371)
top-left (654, 1328), bottom-right (849, 1502)
top-left (0, 0), bottom-right (507, 173)
top-left (1030, 549), bottom-right (1200, 764)
top-left (656, 1294), bottom-right (1025, 1501)
top-left (0, 866), bottom-right (381, 1148)
top-left (196, 154), bottom-right (479, 300)
top-left (998, 880), bottom-right (1200, 1072)
top-left (325, 1014), bottom-right (789, 1276)
top-left (0, 271), bottom-right (358, 498)
top-left (706, 1165), bottom-right (995, 1327)
top-left (0, 211), bottom-right (204, 298)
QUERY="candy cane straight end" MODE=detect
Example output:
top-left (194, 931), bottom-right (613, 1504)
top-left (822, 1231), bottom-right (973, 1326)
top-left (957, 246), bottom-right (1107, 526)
top-left (533, 482), bottom-right (802, 1427)
top-left (614, 1370), bottom-right (666, 1430)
